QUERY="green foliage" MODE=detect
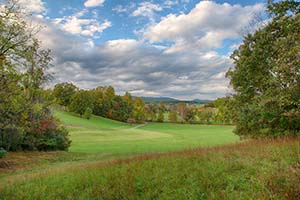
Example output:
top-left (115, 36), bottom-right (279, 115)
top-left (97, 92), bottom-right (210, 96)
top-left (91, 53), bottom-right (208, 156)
top-left (0, 147), bottom-right (7, 159)
top-left (213, 97), bottom-right (236, 124)
top-left (53, 82), bottom-right (78, 107)
top-left (0, 0), bottom-right (70, 152)
top-left (69, 90), bottom-right (93, 117)
top-left (83, 107), bottom-right (93, 120)
top-left (185, 108), bottom-right (195, 122)
top-left (145, 104), bottom-right (158, 122)
top-left (227, 0), bottom-right (300, 138)
top-left (110, 96), bottom-right (133, 122)
top-left (0, 127), bottom-right (23, 151)
top-left (133, 97), bottom-right (146, 123)
top-left (168, 110), bottom-right (178, 123)
top-left (197, 108), bottom-right (214, 124)
top-left (89, 87), bottom-right (134, 122)
top-left (157, 110), bottom-right (164, 122)
top-left (21, 115), bottom-right (71, 151)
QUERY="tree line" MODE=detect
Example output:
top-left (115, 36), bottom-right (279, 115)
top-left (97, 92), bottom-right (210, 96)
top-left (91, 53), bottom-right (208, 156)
top-left (51, 83), bottom-right (146, 123)
top-left (50, 83), bottom-right (236, 125)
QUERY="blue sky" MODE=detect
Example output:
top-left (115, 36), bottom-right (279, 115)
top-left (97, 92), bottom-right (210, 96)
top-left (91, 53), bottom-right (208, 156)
top-left (18, 0), bottom-right (266, 100)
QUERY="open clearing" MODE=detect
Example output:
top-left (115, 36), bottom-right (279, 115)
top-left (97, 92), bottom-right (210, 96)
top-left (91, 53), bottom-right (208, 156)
top-left (0, 111), bottom-right (238, 190)
top-left (1, 112), bottom-right (300, 199)
top-left (55, 111), bottom-right (238, 155)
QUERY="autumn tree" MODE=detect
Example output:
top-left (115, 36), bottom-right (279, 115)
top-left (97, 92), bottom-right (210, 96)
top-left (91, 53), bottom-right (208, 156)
top-left (53, 82), bottom-right (78, 107)
top-left (168, 110), bottom-right (178, 123)
top-left (133, 97), bottom-right (146, 123)
top-left (145, 104), bottom-right (158, 122)
top-left (177, 103), bottom-right (187, 122)
top-left (111, 95), bottom-right (133, 122)
top-left (185, 108), bottom-right (196, 122)
top-left (157, 110), bottom-right (164, 122)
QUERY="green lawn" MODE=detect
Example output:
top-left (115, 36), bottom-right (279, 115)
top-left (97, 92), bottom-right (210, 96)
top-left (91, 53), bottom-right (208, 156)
top-left (55, 111), bottom-right (239, 155)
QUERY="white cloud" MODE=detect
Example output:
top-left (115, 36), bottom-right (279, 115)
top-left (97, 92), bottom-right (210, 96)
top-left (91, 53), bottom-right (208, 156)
top-left (53, 11), bottom-right (111, 37)
top-left (164, 0), bottom-right (179, 7)
top-left (130, 89), bottom-right (161, 96)
top-left (18, 0), bottom-right (45, 13)
top-left (113, 3), bottom-right (136, 14)
top-left (132, 2), bottom-right (163, 22)
top-left (84, 0), bottom-right (105, 8)
top-left (31, 1), bottom-right (265, 100)
top-left (145, 1), bottom-right (264, 52)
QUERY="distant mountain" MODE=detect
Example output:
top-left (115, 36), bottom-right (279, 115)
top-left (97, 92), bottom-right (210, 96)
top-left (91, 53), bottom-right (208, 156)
top-left (134, 96), bottom-right (211, 104)
top-left (138, 96), bottom-right (179, 103)
top-left (191, 99), bottom-right (212, 104)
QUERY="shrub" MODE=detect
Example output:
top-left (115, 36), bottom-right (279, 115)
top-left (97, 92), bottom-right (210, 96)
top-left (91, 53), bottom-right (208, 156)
top-left (22, 117), bottom-right (71, 151)
top-left (127, 118), bottom-right (136, 124)
top-left (157, 111), bottom-right (164, 122)
top-left (84, 107), bottom-right (92, 120)
top-left (35, 127), bottom-right (71, 151)
top-left (0, 147), bottom-right (7, 159)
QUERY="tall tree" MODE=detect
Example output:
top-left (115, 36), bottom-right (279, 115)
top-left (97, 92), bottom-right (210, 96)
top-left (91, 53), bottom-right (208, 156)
top-left (53, 82), bottom-right (78, 107)
top-left (0, 0), bottom-right (70, 151)
top-left (227, 0), bottom-right (300, 137)
top-left (69, 90), bottom-right (93, 117)
top-left (133, 97), bottom-right (146, 123)
top-left (177, 103), bottom-right (187, 122)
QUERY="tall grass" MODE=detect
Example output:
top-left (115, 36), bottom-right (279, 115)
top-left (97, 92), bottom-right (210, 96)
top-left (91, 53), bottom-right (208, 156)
top-left (1, 138), bottom-right (300, 200)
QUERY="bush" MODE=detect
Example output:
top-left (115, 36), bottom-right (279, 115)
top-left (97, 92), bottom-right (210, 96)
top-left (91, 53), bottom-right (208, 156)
top-left (84, 107), bottom-right (92, 120)
top-left (0, 128), bottom-right (23, 151)
top-left (35, 127), bottom-right (71, 151)
top-left (127, 118), bottom-right (136, 124)
top-left (22, 117), bottom-right (71, 151)
top-left (0, 147), bottom-right (7, 159)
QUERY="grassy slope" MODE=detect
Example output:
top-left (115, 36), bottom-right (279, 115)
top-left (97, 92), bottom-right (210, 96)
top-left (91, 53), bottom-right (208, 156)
top-left (1, 139), bottom-right (300, 199)
top-left (0, 111), bottom-right (238, 187)
top-left (55, 111), bottom-right (238, 155)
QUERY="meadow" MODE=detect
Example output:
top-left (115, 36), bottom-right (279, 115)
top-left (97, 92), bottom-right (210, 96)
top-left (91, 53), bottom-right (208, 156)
top-left (1, 112), bottom-right (299, 199)
top-left (1, 139), bottom-right (300, 199)
top-left (55, 111), bottom-right (238, 155)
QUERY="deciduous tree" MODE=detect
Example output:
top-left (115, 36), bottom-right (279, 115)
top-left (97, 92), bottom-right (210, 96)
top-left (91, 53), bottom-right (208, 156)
top-left (227, 0), bottom-right (300, 137)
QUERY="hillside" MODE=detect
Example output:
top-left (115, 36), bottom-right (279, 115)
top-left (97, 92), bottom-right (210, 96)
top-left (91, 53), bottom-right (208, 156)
top-left (135, 96), bottom-right (211, 104)
top-left (54, 111), bottom-right (238, 154)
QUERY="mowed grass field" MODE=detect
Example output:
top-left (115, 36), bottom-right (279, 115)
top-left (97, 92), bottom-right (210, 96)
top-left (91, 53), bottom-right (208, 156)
top-left (55, 111), bottom-right (238, 155)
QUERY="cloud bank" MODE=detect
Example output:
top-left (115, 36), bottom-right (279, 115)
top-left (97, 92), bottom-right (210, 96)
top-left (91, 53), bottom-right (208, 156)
top-left (33, 0), bottom-right (265, 100)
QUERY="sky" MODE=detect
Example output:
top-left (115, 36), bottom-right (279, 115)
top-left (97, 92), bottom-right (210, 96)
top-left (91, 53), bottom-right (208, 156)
top-left (17, 0), bottom-right (266, 100)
